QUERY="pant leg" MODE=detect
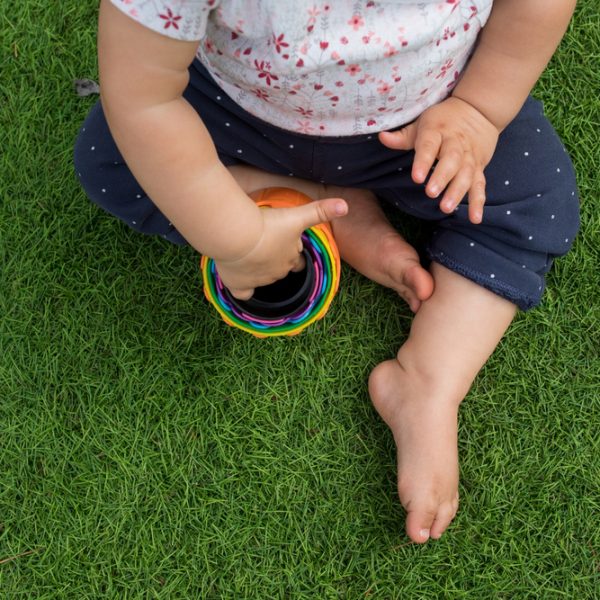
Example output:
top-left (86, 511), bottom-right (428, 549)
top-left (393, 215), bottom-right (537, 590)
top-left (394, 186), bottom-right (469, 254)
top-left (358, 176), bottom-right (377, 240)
top-left (74, 100), bottom-right (189, 245)
top-left (73, 59), bottom-right (308, 245)
top-left (367, 97), bottom-right (580, 310)
top-left (424, 97), bottom-right (580, 309)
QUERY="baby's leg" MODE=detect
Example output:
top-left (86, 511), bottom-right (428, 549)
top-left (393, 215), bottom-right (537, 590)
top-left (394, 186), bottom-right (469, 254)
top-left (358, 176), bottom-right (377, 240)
top-left (369, 263), bottom-right (516, 543)
top-left (228, 164), bottom-right (433, 311)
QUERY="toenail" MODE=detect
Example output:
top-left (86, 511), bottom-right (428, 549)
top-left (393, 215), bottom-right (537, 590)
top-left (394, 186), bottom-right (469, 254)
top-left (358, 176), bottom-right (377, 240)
top-left (419, 529), bottom-right (430, 540)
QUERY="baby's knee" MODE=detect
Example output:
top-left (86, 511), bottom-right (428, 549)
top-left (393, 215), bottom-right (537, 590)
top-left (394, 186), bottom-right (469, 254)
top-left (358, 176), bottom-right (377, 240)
top-left (74, 102), bottom-right (125, 201)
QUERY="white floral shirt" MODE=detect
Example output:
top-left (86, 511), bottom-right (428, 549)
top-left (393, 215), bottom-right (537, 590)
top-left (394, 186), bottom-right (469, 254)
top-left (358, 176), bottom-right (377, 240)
top-left (110, 0), bottom-right (493, 136)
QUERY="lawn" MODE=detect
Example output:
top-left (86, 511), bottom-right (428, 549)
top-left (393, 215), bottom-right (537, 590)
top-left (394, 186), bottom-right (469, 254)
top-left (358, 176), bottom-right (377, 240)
top-left (1, 2), bottom-right (599, 598)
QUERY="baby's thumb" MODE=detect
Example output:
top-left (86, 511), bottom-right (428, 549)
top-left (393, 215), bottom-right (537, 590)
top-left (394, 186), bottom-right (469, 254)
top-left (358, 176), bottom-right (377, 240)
top-left (294, 196), bottom-right (348, 232)
top-left (378, 123), bottom-right (417, 150)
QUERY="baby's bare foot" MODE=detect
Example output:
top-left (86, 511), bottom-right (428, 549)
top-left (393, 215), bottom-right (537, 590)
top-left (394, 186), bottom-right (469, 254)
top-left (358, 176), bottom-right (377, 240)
top-left (327, 188), bottom-right (433, 312)
top-left (226, 166), bottom-right (433, 311)
top-left (369, 358), bottom-right (460, 543)
top-left (374, 233), bottom-right (434, 313)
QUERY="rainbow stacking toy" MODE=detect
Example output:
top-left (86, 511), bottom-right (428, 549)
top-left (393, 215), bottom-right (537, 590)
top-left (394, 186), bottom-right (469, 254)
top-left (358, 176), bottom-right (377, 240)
top-left (200, 187), bottom-right (341, 337)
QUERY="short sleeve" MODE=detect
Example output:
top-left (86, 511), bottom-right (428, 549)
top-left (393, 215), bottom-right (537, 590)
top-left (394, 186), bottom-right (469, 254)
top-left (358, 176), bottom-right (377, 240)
top-left (109, 0), bottom-right (219, 41)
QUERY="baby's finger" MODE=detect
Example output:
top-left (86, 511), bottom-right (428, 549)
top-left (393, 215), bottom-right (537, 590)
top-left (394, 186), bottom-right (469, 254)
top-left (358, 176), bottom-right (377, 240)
top-left (378, 122), bottom-right (418, 151)
top-left (426, 139), bottom-right (464, 199)
top-left (412, 129), bottom-right (442, 184)
top-left (289, 249), bottom-right (306, 273)
top-left (438, 163), bottom-right (475, 214)
top-left (467, 175), bottom-right (487, 224)
top-left (228, 286), bottom-right (255, 301)
top-left (292, 196), bottom-right (348, 233)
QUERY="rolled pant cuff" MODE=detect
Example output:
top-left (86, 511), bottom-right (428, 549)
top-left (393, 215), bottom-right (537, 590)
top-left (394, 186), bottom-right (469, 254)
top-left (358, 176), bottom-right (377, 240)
top-left (426, 248), bottom-right (542, 311)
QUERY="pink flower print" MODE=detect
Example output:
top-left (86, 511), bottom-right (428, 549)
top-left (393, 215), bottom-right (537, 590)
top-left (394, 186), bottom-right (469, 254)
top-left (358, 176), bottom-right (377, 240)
top-left (345, 64), bottom-right (362, 76)
top-left (436, 27), bottom-right (456, 46)
top-left (384, 42), bottom-right (398, 58)
top-left (436, 59), bottom-right (455, 80)
top-left (362, 32), bottom-right (374, 44)
top-left (271, 33), bottom-right (290, 55)
top-left (253, 89), bottom-right (270, 101)
top-left (324, 91), bottom-right (339, 104)
top-left (159, 8), bottom-right (182, 30)
top-left (357, 73), bottom-right (375, 85)
top-left (348, 14), bottom-right (365, 30)
top-left (340, 36), bottom-right (349, 45)
top-left (306, 5), bottom-right (321, 33)
top-left (204, 39), bottom-right (215, 54)
top-left (307, 6), bottom-right (322, 19)
top-left (254, 60), bottom-right (279, 86)
top-left (446, 71), bottom-right (460, 89)
top-left (397, 27), bottom-right (409, 48)
top-left (294, 106), bottom-right (314, 117)
top-left (377, 81), bottom-right (392, 95)
top-left (296, 120), bottom-right (315, 134)
top-left (234, 47), bottom-right (253, 59)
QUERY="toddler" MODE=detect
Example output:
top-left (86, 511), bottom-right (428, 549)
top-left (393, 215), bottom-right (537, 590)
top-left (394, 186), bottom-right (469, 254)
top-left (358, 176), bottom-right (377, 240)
top-left (75, 0), bottom-right (580, 543)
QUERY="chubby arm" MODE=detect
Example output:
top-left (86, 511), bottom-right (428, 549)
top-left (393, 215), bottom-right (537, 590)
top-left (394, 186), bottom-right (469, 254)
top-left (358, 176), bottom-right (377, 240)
top-left (98, 0), bottom-right (263, 260)
top-left (379, 0), bottom-right (577, 223)
top-left (452, 0), bottom-right (578, 131)
top-left (98, 1), bottom-right (348, 299)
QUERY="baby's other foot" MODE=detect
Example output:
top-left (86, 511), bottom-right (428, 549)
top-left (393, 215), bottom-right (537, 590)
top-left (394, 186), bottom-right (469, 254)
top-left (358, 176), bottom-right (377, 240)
top-left (326, 188), bottom-right (433, 312)
top-left (369, 358), bottom-right (460, 543)
top-left (375, 233), bottom-right (434, 313)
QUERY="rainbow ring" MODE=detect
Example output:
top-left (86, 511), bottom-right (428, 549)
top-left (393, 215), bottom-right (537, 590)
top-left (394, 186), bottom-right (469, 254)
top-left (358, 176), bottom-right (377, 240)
top-left (200, 187), bottom-right (341, 338)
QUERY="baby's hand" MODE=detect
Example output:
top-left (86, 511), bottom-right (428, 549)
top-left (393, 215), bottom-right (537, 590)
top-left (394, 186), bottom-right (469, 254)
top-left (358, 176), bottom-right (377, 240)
top-left (378, 97), bottom-right (499, 224)
top-left (215, 196), bottom-right (347, 300)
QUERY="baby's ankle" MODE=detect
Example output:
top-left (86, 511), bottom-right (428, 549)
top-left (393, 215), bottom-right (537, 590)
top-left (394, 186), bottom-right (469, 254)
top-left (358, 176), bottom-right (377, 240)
top-left (394, 343), bottom-right (472, 408)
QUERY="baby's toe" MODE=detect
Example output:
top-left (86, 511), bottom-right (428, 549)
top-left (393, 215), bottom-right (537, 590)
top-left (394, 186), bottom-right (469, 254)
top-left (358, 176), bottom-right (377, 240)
top-left (389, 263), bottom-right (434, 311)
top-left (452, 493), bottom-right (459, 518)
top-left (402, 263), bottom-right (435, 302)
top-left (404, 502), bottom-right (438, 544)
top-left (430, 501), bottom-right (457, 539)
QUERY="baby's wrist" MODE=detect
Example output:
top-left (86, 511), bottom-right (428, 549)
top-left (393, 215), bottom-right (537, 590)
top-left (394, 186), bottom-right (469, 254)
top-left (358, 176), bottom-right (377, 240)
top-left (186, 162), bottom-right (265, 261)
top-left (449, 92), bottom-right (502, 132)
top-left (212, 209), bottom-right (265, 264)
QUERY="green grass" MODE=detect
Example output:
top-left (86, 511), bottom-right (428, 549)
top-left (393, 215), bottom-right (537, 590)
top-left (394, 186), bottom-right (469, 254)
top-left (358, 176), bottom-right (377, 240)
top-left (1, 2), bottom-right (599, 598)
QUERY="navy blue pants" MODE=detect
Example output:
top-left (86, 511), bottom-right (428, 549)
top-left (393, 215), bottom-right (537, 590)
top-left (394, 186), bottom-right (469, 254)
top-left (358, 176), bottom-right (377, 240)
top-left (74, 59), bottom-right (579, 310)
